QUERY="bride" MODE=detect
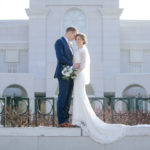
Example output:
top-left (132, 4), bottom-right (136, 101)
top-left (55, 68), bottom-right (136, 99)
top-left (72, 33), bottom-right (150, 144)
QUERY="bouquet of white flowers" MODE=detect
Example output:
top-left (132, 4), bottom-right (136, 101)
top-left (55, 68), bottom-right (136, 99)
top-left (62, 65), bottom-right (78, 80)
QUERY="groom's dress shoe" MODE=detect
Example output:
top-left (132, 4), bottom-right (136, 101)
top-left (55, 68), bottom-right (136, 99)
top-left (57, 122), bottom-right (69, 127)
top-left (57, 122), bottom-right (77, 128)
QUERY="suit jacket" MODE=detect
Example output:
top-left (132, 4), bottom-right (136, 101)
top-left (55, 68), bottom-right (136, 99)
top-left (54, 37), bottom-right (73, 78)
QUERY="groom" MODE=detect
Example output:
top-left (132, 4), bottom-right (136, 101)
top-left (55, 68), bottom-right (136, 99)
top-left (54, 27), bottom-right (79, 127)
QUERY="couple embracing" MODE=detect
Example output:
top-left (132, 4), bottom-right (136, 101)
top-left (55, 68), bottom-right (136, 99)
top-left (54, 27), bottom-right (150, 144)
top-left (54, 27), bottom-right (89, 128)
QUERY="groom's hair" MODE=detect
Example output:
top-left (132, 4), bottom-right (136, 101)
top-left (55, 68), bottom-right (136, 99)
top-left (66, 27), bottom-right (77, 33)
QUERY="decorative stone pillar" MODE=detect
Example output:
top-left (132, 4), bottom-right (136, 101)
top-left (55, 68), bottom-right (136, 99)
top-left (26, 8), bottom-right (50, 78)
top-left (99, 8), bottom-right (123, 93)
top-left (99, 8), bottom-right (123, 78)
top-left (26, 8), bottom-right (50, 115)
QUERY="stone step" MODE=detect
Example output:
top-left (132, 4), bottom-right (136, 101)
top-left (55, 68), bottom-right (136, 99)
top-left (0, 127), bottom-right (150, 150)
top-left (0, 127), bottom-right (81, 137)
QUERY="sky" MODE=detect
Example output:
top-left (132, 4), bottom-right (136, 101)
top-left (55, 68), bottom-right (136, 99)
top-left (0, 0), bottom-right (150, 20)
top-left (120, 0), bottom-right (150, 20)
top-left (0, 0), bottom-right (29, 20)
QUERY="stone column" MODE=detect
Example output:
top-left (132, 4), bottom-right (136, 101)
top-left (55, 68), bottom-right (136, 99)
top-left (99, 8), bottom-right (123, 92)
top-left (26, 8), bottom-right (50, 116)
top-left (26, 8), bottom-right (50, 78)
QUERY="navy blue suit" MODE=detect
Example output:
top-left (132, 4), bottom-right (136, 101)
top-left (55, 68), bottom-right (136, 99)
top-left (54, 37), bottom-right (74, 124)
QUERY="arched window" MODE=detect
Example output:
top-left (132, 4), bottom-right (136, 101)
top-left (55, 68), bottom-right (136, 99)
top-left (3, 84), bottom-right (27, 98)
top-left (63, 8), bottom-right (87, 52)
top-left (122, 85), bottom-right (147, 112)
top-left (122, 85), bottom-right (147, 98)
top-left (63, 8), bottom-right (87, 34)
top-left (2, 85), bottom-right (28, 115)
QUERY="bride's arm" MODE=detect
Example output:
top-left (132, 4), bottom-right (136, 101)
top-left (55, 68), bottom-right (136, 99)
top-left (77, 51), bottom-right (86, 74)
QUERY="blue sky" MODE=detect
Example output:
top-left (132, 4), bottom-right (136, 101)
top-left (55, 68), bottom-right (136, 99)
top-left (0, 0), bottom-right (150, 20)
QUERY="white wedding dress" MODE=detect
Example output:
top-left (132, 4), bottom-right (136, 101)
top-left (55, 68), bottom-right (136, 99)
top-left (72, 45), bottom-right (150, 144)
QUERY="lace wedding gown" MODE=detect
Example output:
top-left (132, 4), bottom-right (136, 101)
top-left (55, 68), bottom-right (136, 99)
top-left (72, 45), bottom-right (150, 144)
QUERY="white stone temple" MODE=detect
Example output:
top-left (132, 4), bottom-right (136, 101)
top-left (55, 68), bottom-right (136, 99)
top-left (0, 0), bottom-right (150, 111)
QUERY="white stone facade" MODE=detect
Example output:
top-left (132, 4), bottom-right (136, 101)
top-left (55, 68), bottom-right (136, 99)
top-left (0, 0), bottom-right (150, 111)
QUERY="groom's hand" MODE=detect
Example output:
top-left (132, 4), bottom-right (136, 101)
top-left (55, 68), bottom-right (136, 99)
top-left (73, 63), bottom-right (80, 69)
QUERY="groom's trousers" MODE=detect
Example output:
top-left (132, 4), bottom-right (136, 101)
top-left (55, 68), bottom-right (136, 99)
top-left (57, 78), bottom-right (74, 124)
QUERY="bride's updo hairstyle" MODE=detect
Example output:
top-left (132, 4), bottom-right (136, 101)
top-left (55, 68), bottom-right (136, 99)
top-left (75, 33), bottom-right (87, 45)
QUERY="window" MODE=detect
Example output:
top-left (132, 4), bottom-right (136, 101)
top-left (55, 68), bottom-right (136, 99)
top-left (63, 8), bottom-right (87, 51)
top-left (63, 8), bottom-right (87, 34)
top-left (122, 85), bottom-right (147, 112)
top-left (7, 63), bottom-right (17, 73)
top-left (0, 49), bottom-right (28, 73)
top-left (130, 63), bottom-right (142, 73)
top-left (2, 85), bottom-right (28, 115)
top-left (122, 85), bottom-right (147, 98)
top-left (130, 49), bottom-right (143, 73)
top-left (3, 85), bottom-right (27, 98)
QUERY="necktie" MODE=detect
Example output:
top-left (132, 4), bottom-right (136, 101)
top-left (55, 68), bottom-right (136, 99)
top-left (68, 42), bottom-right (73, 54)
